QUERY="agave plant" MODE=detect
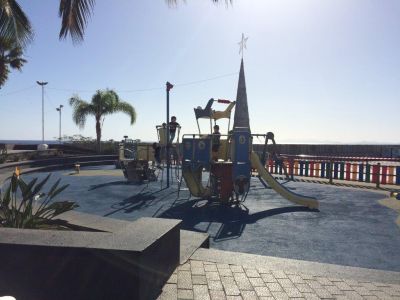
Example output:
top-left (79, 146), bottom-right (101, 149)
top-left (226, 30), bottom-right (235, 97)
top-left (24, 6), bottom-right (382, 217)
top-left (0, 173), bottom-right (78, 229)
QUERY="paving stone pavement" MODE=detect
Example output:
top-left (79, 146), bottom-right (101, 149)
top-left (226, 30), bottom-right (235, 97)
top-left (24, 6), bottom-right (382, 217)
top-left (158, 260), bottom-right (400, 300)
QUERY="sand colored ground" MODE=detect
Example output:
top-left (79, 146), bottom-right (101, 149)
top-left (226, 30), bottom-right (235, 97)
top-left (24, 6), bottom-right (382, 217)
top-left (379, 197), bottom-right (400, 228)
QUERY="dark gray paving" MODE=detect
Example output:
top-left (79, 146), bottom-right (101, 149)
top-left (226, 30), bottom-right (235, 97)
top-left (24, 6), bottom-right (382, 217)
top-left (18, 166), bottom-right (400, 272)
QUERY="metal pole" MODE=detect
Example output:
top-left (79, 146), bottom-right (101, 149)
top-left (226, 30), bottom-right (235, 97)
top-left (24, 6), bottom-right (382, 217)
top-left (36, 81), bottom-right (48, 143)
top-left (166, 82), bottom-right (172, 188)
top-left (56, 105), bottom-right (63, 143)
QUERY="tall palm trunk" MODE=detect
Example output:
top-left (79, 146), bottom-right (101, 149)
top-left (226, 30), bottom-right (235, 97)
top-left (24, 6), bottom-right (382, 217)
top-left (95, 116), bottom-right (101, 153)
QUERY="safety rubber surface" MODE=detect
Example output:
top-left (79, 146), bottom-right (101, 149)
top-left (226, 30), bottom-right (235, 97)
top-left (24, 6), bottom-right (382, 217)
top-left (18, 165), bottom-right (400, 272)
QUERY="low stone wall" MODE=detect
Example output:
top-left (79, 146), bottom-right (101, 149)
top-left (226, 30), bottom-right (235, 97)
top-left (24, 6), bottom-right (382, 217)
top-left (0, 214), bottom-right (181, 300)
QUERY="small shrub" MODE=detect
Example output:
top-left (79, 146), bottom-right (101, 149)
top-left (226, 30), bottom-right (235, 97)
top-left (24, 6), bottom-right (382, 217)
top-left (0, 173), bottom-right (78, 229)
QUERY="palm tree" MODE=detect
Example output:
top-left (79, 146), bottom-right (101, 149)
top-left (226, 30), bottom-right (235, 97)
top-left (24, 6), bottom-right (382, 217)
top-left (69, 89), bottom-right (136, 152)
top-left (0, 0), bottom-right (33, 48)
top-left (0, 36), bottom-right (26, 87)
top-left (1, 0), bottom-right (231, 46)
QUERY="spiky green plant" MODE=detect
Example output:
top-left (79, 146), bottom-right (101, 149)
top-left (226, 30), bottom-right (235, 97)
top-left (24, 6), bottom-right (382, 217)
top-left (0, 173), bottom-right (78, 229)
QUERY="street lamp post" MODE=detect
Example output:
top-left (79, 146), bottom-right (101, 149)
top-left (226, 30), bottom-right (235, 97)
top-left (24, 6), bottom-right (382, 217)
top-left (56, 105), bottom-right (63, 143)
top-left (36, 81), bottom-right (48, 143)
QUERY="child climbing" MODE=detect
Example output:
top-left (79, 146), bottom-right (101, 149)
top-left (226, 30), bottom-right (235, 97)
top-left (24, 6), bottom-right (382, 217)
top-left (212, 125), bottom-right (221, 161)
top-left (168, 116), bottom-right (180, 143)
top-left (152, 142), bottom-right (162, 169)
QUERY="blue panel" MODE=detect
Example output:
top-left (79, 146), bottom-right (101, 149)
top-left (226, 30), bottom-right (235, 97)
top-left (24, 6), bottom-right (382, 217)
top-left (358, 163), bottom-right (364, 182)
top-left (232, 130), bottom-right (251, 182)
top-left (182, 137), bottom-right (212, 168)
top-left (321, 162), bottom-right (326, 178)
top-left (194, 137), bottom-right (211, 166)
top-left (396, 167), bottom-right (400, 185)
top-left (182, 138), bottom-right (194, 166)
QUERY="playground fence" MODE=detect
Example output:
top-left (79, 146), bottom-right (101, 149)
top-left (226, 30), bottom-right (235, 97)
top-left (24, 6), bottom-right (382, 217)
top-left (264, 157), bottom-right (400, 186)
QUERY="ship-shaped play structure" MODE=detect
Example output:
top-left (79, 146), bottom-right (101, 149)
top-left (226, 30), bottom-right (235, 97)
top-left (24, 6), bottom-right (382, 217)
top-left (180, 59), bottom-right (319, 209)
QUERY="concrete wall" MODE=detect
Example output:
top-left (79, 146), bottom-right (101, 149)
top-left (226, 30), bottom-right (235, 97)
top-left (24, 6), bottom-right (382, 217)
top-left (0, 216), bottom-right (181, 300)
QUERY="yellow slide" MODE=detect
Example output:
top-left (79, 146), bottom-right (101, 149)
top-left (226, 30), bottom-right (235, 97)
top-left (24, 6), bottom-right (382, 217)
top-left (182, 167), bottom-right (210, 198)
top-left (251, 152), bottom-right (319, 209)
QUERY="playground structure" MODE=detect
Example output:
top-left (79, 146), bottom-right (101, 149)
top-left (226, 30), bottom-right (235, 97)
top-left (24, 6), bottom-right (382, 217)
top-left (179, 59), bottom-right (319, 209)
top-left (119, 139), bottom-right (157, 183)
top-left (118, 58), bottom-right (319, 209)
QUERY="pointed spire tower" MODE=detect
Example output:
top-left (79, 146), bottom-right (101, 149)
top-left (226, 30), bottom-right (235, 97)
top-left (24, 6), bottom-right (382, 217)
top-left (233, 58), bottom-right (250, 132)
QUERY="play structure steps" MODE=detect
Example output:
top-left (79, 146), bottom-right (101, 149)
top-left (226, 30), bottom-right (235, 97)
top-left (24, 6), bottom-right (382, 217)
top-left (251, 151), bottom-right (319, 209)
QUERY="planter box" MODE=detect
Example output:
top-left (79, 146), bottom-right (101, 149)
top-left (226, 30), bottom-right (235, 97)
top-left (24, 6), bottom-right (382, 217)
top-left (0, 216), bottom-right (181, 300)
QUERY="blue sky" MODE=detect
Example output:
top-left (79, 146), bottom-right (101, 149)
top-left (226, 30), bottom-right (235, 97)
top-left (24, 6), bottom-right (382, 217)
top-left (0, 0), bottom-right (399, 144)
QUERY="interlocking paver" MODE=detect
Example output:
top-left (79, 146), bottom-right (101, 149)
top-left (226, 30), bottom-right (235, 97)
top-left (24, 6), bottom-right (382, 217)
top-left (178, 288), bottom-right (194, 299)
top-left (240, 290), bottom-right (258, 300)
top-left (266, 282), bottom-right (283, 292)
top-left (223, 283), bottom-right (241, 296)
top-left (258, 297), bottom-right (275, 300)
top-left (271, 291), bottom-right (290, 299)
top-left (208, 280), bottom-right (224, 291)
top-left (193, 284), bottom-right (211, 300)
top-left (361, 282), bottom-right (383, 291)
top-left (282, 286), bottom-right (302, 298)
top-left (217, 263), bottom-right (230, 270)
top-left (362, 296), bottom-right (380, 300)
top-left (313, 288), bottom-right (334, 299)
top-left (305, 280), bottom-right (323, 290)
top-left (370, 290), bottom-right (392, 299)
top-left (343, 290), bottom-right (364, 300)
top-left (254, 286), bottom-right (272, 297)
top-left (301, 293), bottom-right (321, 300)
top-left (178, 270), bottom-right (193, 290)
top-left (209, 290), bottom-right (226, 300)
top-left (261, 273), bottom-right (278, 283)
top-left (192, 267), bottom-right (206, 275)
top-left (167, 273), bottom-right (178, 284)
top-left (169, 259), bottom-right (400, 300)
top-left (219, 268), bottom-right (233, 277)
top-left (343, 278), bottom-right (363, 287)
top-left (245, 268), bottom-right (260, 278)
top-left (271, 270), bottom-right (288, 279)
top-left (205, 264), bottom-right (218, 272)
top-left (179, 263), bottom-right (191, 271)
top-left (323, 284), bottom-right (344, 295)
top-left (230, 265), bottom-right (244, 273)
top-left (233, 272), bottom-right (253, 290)
top-left (158, 283), bottom-right (177, 300)
top-left (314, 276), bottom-right (334, 286)
top-left (257, 267), bottom-right (270, 274)
top-left (206, 271), bottom-right (221, 281)
top-left (221, 276), bottom-right (236, 285)
top-left (193, 275), bottom-right (207, 285)
top-left (248, 277), bottom-right (265, 287)
top-left (295, 283), bottom-right (314, 293)
top-left (277, 278), bottom-right (295, 288)
top-left (334, 281), bottom-right (354, 291)
top-left (352, 285), bottom-right (375, 296)
top-left (191, 261), bottom-right (204, 268)
top-left (288, 274), bottom-right (306, 284)
top-left (226, 296), bottom-right (242, 300)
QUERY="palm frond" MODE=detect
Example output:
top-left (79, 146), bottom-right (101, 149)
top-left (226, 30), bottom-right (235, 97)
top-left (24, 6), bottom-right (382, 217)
top-left (58, 0), bottom-right (95, 44)
top-left (113, 100), bottom-right (136, 125)
top-left (69, 95), bottom-right (94, 128)
top-left (0, 61), bottom-right (9, 87)
top-left (0, 0), bottom-right (33, 48)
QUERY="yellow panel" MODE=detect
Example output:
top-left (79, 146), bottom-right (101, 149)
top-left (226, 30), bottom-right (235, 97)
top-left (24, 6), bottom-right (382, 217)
top-left (158, 127), bottom-right (168, 146)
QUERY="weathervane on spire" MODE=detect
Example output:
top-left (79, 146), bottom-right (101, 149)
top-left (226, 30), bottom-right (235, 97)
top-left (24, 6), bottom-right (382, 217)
top-left (238, 33), bottom-right (248, 58)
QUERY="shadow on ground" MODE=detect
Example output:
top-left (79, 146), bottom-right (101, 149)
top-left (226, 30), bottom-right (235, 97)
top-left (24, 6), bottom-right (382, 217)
top-left (158, 199), bottom-right (317, 242)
